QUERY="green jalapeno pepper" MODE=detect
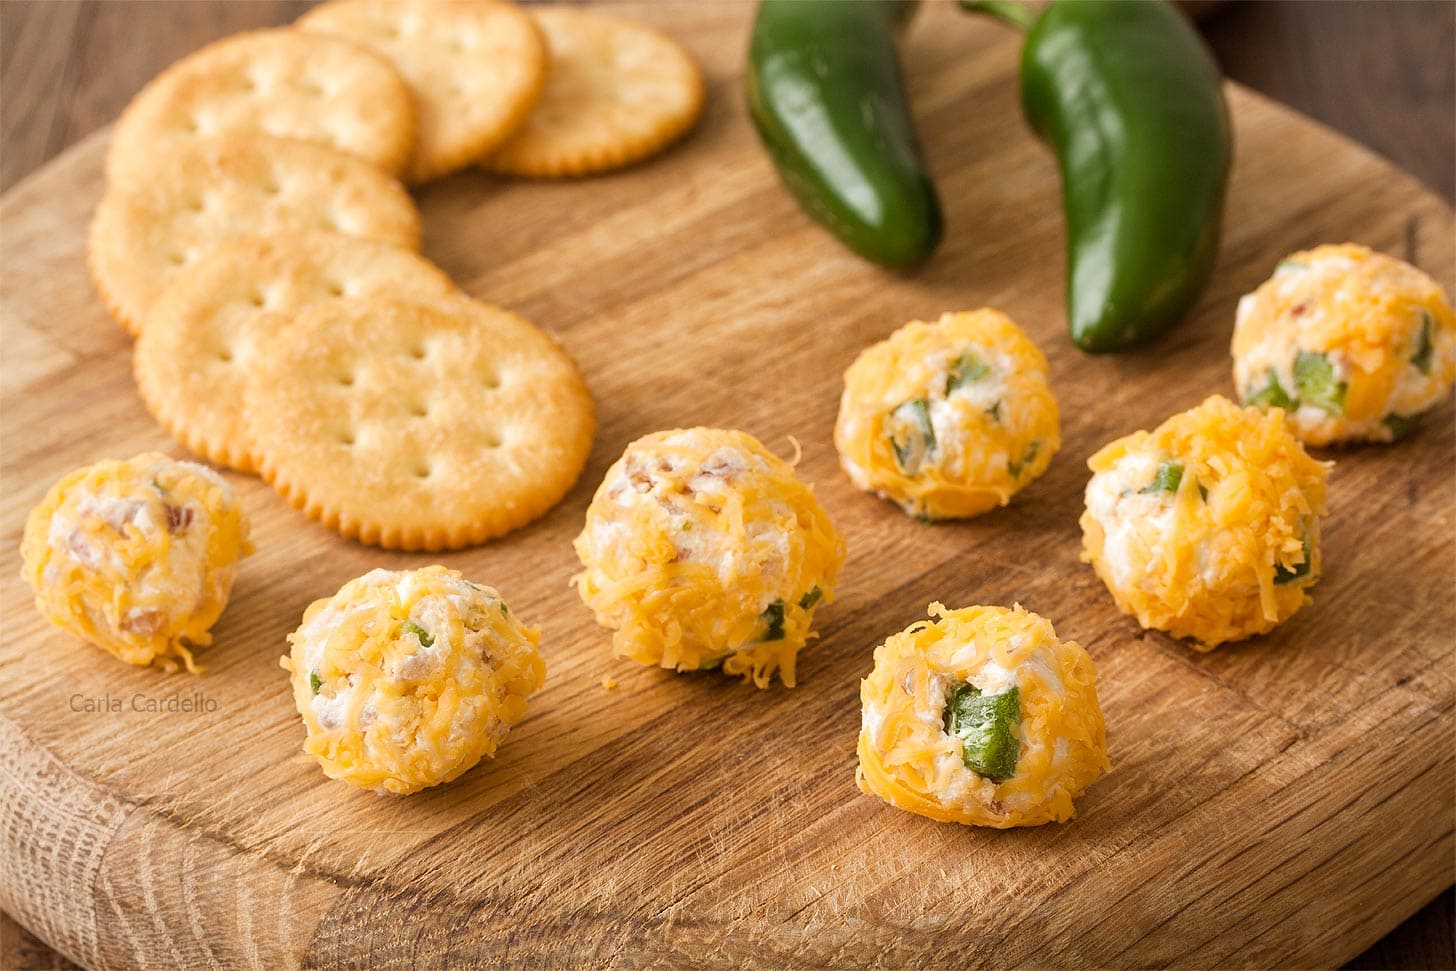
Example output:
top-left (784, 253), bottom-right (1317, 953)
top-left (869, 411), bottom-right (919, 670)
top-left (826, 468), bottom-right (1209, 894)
top-left (746, 0), bottom-right (943, 268)
top-left (943, 683), bottom-right (1020, 782)
top-left (968, 0), bottom-right (1232, 352)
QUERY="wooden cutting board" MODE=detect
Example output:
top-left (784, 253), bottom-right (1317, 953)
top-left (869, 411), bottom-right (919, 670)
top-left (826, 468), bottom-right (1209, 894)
top-left (2, 4), bottom-right (1452, 968)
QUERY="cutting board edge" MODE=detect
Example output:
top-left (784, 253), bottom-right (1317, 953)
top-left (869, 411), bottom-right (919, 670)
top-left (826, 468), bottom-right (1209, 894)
top-left (4, 701), bottom-right (1452, 970)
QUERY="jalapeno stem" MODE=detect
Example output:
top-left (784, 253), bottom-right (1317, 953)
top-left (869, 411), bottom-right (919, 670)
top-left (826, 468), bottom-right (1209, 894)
top-left (958, 0), bottom-right (1035, 30)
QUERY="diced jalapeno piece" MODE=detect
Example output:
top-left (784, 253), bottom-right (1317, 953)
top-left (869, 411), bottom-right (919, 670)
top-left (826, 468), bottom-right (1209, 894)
top-left (1136, 460), bottom-right (1207, 500)
top-left (942, 683), bottom-right (1020, 782)
top-left (309, 671), bottom-right (322, 695)
top-left (401, 619), bottom-right (434, 647)
top-left (1246, 369), bottom-right (1294, 410)
top-left (888, 397), bottom-right (935, 474)
top-left (945, 350), bottom-right (990, 394)
top-left (799, 587), bottom-right (822, 610)
top-left (1293, 350), bottom-right (1346, 414)
top-left (1274, 535), bottom-right (1313, 585)
top-left (985, 401), bottom-right (1002, 423)
top-left (1412, 311), bottom-right (1434, 375)
top-left (1141, 461), bottom-right (1184, 494)
top-left (1275, 259), bottom-right (1307, 274)
top-left (1383, 413), bottom-right (1420, 439)
top-left (1007, 439), bottom-right (1039, 479)
top-left (761, 600), bottom-right (786, 641)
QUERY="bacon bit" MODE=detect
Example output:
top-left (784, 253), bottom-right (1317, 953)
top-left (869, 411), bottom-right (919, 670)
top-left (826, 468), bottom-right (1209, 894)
top-left (625, 453), bottom-right (675, 493)
top-left (699, 455), bottom-right (735, 479)
top-left (1290, 300), bottom-right (1310, 317)
top-left (625, 455), bottom-right (655, 493)
top-left (121, 608), bottom-right (165, 636)
top-left (691, 452), bottom-right (742, 494)
top-left (166, 504), bottom-right (195, 534)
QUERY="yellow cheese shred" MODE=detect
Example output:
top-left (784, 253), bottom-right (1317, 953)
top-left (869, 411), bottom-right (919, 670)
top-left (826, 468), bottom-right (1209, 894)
top-left (856, 603), bottom-right (1109, 828)
top-left (281, 567), bottom-right (545, 794)
top-left (20, 453), bottom-right (251, 672)
top-left (1081, 396), bottom-right (1329, 648)
top-left (574, 428), bottom-right (845, 688)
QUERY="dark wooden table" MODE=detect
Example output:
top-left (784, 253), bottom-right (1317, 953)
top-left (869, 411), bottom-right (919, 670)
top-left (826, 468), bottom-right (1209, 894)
top-left (0, 2), bottom-right (1451, 969)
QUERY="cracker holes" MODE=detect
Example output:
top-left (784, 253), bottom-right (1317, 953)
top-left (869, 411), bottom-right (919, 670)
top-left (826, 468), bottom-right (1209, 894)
top-left (166, 250), bottom-right (191, 267)
top-left (483, 430), bottom-right (503, 449)
top-left (480, 368), bottom-right (502, 390)
top-left (335, 371), bottom-right (356, 388)
top-left (412, 460), bottom-right (432, 479)
top-left (407, 401), bottom-right (429, 418)
top-left (325, 278), bottom-right (346, 297)
top-left (407, 343), bottom-right (428, 361)
top-left (247, 288), bottom-right (266, 309)
top-left (215, 347), bottom-right (235, 364)
top-left (300, 79), bottom-right (325, 97)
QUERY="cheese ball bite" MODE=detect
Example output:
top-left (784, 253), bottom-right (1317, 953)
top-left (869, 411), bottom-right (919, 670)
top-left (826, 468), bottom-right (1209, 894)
top-left (836, 309), bottom-right (1059, 521)
top-left (1080, 396), bottom-right (1329, 650)
top-left (1232, 243), bottom-right (1456, 445)
top-left (282, 566), bottom-right (545, 795)
top-left (20, 453), bottom-right (251, 672)
top-left (573, 427), bottom-right (845, 688)
top-left (857, 603), bottom-right (1109, 828)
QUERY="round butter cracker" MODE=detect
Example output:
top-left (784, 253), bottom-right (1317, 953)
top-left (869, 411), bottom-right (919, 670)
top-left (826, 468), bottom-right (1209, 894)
top-left (245, 296), bottom-right (595, 550)
top-left (105, 27), bottom-right (416, 184)
top-left (134, 233), bottom-right (459, 474)
top-left (88, 135), bottom-right (421, 335)
top-left (482, 7), bottom-right (705, 178)
top-left (298, 0), bottom-right (546, 184)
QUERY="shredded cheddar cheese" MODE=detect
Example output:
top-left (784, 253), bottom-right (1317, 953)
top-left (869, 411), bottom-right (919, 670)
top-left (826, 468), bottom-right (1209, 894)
top-left (1232, 243), bottom-right (1455, 444)
top-left (573, 428), bottom-right (845, 688)
top-left (1080, 395), bottom-right (1330, 649)
top-left (19, 453), bottom-right (251, 671)
top-left (835, 309), bottom-right (1059, 520)
top-left (280, 566), bottom-right (545, 795)
top-left (856, 602), bottom-right (1109, 828)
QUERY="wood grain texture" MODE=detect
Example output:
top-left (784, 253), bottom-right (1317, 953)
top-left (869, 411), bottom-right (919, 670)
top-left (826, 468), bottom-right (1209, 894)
top-left (0, 1), bottom-right (315, 195)
top-left (1202, 0), bottom-right (1456, 205)
top-left (1, 3), bottom-right (1454, 969)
